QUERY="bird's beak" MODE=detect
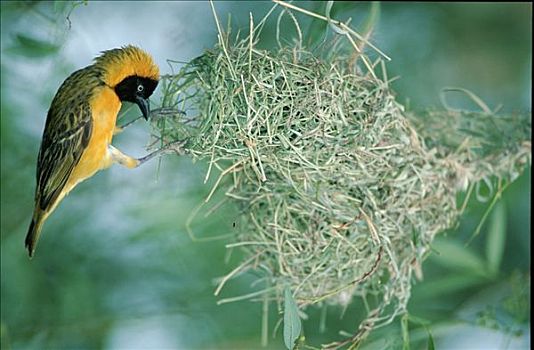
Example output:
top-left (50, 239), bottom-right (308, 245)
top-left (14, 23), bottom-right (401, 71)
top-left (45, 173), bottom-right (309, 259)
top-left (135, 96), bottom-right (150, 120)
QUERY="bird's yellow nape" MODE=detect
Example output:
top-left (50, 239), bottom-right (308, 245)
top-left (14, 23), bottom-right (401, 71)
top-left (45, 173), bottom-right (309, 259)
top-left (94, 45), bottom-right (160, 87)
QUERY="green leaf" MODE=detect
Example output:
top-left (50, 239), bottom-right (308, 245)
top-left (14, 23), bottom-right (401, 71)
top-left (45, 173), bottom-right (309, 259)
top-left (283, 286), bottom-right (302, 350)
top-left (431, 238), bottom-right (488, 276)
top-left (485, 200), bottom-right (506, 276)
top-left (427, 331), bottom-right (435, 350)
top-left (7, 34), bottom-right (60, 58)
top-left (361, 2), bottom-right (381, 36)
top-left (401, 313), bottom-right (410, 350)
top-left (413, 273), bottom-right (488, 300)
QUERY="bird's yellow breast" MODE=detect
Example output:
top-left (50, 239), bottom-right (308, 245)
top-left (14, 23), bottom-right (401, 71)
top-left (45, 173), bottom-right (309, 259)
top-left (67, 87), bottom-right (121, 189)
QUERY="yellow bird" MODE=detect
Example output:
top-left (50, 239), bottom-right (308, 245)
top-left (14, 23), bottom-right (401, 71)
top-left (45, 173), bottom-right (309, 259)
top-left (26, 45), bottom-right (166, 258)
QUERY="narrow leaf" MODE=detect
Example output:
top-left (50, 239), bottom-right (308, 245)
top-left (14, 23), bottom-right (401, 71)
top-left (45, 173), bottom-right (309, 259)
top-left (7, 34), bottom-right (60, 58)
top-left (401, 313), bottom-right (410, 350)
top-left (486, 200), bottom-right (506, 276)
top-left (431, 238), bottom-right (488, 276)
top-left (427, 331), bottom-right (435, 350)
top-left (361, 2), bottom-right (380, 36)
top-left (413, 273), bottom-right (488, 300)
top-left (283, 286), bottom-right (302, 350)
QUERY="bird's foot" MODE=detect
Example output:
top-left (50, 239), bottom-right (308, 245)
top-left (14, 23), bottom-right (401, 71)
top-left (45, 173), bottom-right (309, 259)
top-left (138, 139), bottom-right (187, 166)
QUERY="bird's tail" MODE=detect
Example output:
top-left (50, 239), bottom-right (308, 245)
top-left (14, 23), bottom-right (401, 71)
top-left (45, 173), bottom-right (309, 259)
top-left (25, 213), bottom-right (45, 258)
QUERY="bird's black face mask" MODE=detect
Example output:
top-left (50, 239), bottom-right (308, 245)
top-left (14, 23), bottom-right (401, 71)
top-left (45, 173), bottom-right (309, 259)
top-left (115, 75), bottom-right (159, 120)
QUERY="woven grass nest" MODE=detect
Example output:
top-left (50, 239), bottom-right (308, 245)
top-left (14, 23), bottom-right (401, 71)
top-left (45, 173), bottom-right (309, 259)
top-left (150, 3), bottom-right (531, 347)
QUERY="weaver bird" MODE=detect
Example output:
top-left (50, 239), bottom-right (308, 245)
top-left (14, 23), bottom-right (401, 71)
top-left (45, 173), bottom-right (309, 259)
top-left (26, 45), bottom-right (175, 258)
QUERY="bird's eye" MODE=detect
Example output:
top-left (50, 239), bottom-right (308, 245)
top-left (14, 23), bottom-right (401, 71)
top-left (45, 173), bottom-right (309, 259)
top-left (137, 84), bottom-right (144, 93)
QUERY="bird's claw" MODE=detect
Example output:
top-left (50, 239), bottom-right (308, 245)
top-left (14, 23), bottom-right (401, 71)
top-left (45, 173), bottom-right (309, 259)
top-left (161, 139), bottom-right (187, 156)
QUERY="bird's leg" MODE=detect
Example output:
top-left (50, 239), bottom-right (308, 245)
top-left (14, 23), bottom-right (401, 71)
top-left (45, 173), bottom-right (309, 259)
top-left (109, 145), bottom-right (140, 168)
top-left (137, 140), bottom-right (186, 166)
top-left (108, 140), bottom-right (186, 169)
top-left (113, 125), bottom-right (124, 135)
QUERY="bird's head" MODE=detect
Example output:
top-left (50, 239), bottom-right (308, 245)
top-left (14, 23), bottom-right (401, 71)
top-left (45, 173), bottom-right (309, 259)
top-left (95, 45), bottom-right (160, 120)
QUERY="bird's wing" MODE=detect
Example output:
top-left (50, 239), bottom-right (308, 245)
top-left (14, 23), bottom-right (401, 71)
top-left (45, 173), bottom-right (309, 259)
top-left (35, 103), bottom-right (93, 211)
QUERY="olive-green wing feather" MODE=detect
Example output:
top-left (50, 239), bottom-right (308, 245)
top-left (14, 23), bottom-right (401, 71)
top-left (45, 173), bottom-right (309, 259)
top-left (36, 108), bottom-right (92, 210)
top-left (26, 67), bottom-right (101, 257)
top-left (34, 67), bottom-right (97, 211)
top-left (26, 103), bottom-right (92, 258)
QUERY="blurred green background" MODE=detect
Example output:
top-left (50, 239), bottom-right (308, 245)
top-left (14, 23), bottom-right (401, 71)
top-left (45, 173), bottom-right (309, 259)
top-left (0, 2), bottom-right (530, 349)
